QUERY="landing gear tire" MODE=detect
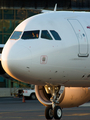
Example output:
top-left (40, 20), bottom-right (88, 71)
top-left (53, 106), bottom-right (62, 119)
top-left (45, 106), bottom-right (53, 119)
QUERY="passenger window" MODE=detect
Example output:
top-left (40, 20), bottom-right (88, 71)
top-left (10, 31), bottom-right (22, 40)
top-left (41, 30), bottom-right (53, 40)
top-left (21, 30), bottom-right (40, 40)
top-left (50, 30), bottom-right (61, 40)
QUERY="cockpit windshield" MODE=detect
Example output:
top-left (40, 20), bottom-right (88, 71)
top-left (10, 31), bottom-right (22, 40)
top-left (21, 30), bottom-right (40, 40)
top-left (41, 30), bottom-right (53, 40)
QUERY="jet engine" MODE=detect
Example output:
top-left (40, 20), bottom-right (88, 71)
top-left (35, 85), bottom-right (90, 108)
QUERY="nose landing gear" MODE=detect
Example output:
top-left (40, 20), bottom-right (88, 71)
top-left (44, 85), bottom-right (62, 120)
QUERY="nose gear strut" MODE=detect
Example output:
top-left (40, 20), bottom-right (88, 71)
top-left (44, 85), bottom-right (62, 120)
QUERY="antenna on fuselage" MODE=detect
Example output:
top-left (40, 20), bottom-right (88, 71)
top-left (54, 3), bottom-right (57, 12)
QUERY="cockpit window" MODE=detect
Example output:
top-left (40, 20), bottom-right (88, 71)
top-left (21, 30), bottom-right (40, 40)
top-left (10, 31), bottom-right (22, 40)
top-left (50, 30), bottom-right (61, 40)
top-left (41, 30), bottom-right (53, 40)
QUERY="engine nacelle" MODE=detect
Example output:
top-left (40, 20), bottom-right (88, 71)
top-left (35, 85), bottom-right (90, 108)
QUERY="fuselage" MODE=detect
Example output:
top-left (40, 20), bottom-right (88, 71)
top-left (1, 11), bottom-right (90, 87)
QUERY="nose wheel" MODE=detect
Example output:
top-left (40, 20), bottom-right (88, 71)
top-left (53, 106), bottom-right (62, 119)
top-left (45, 106), bottom-right (53, 119)
top-left (45, 106), bottom-right (62, 120)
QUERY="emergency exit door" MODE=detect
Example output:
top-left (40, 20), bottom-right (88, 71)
top-left (68, 19), bottom-right (88, 57)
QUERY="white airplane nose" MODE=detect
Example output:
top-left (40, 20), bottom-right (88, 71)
top-left (1, 40), bottom-right (32, 81)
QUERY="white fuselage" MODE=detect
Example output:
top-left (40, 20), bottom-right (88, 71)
top-left (1, 11), bottom-right (90, 87)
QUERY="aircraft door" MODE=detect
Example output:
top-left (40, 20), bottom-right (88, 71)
top-left (68, 19), bottom-right (88, 57)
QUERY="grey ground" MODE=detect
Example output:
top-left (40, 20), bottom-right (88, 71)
top-left (0, 97), bottom-right (90, 120)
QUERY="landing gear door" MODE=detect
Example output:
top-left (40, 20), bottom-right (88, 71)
top-left (68, 19), bottom-right (88, 57)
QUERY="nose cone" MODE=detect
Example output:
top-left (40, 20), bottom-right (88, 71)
top-left (1, 40), bottom-right (32, 81)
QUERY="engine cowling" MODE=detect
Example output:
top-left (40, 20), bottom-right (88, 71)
top-left (35, 85), bottom-right (90, 108)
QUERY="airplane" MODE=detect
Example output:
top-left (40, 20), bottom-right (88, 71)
top-left (1, 9), bottom-right (90, 119)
